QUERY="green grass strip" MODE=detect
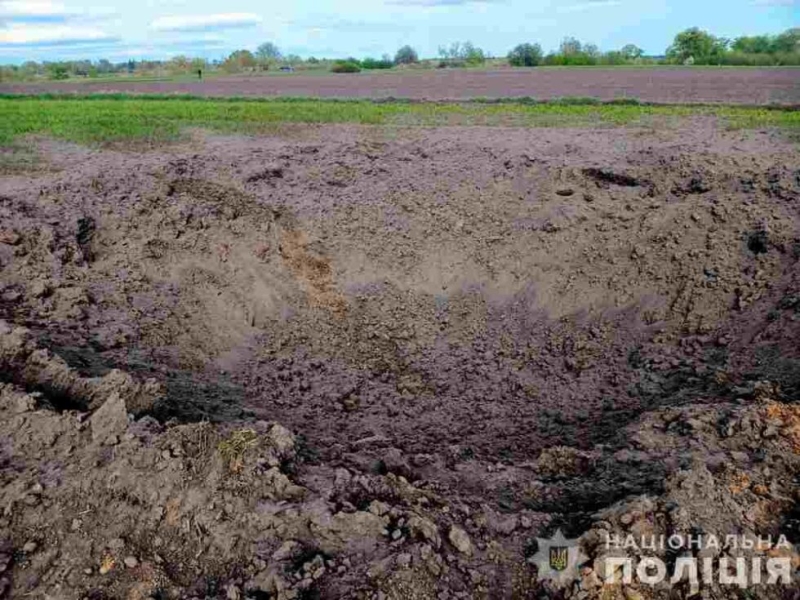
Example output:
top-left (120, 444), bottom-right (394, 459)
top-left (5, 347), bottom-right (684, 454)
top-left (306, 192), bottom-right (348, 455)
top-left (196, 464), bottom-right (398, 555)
top-left (0, 96), bottom-right (797, 146)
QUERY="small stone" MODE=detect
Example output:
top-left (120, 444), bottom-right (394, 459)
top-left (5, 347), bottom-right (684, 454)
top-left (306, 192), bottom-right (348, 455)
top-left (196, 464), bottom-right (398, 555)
top-left (556, 188), bottom-right (574, 197)
top-left (396, 553), bottom-right (412, 568)
top-left (266, 423), bottom-right (296, 457)
top-left (448, 525), bottom-right (473, 556)
top-left (730, 451), bottom-right (749, 463)
top-left (13, 395), bottom-right (35, 414)
top-left (0, 230), bottom-right (20, 246)
top-left (22, 541), bottom-right (37, 554)
top-left (29, 280), bottom-right (52, 299)
top-left (762, 426), bottom-right (778, 439)
top-left (90, 394), bottom-right (129, 443)
top-left (368, 501), bottom-right (389, 516)
top-left (226, 585), bottom-right (242, 600)
top-left (272, 540), bottom-right (299, 561)
top-left (623, 588), bottom-right (645, 600)
top-left (83, 568), bottom-right (93, 575)
top-left (620, 513), bottom-right (635, 526)
top-left (581, 568), bottom-right (602, 589)
top-left (407, 515), bottom-right (441, 548)
top-left (123, 556), bottom-right (139, 569)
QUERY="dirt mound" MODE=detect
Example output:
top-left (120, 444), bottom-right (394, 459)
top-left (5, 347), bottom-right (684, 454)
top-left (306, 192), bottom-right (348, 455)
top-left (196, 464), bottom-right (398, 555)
top-left (0, 122), bottom-right (799, 598)
top-left (0, 323), bottom-right (161, 414)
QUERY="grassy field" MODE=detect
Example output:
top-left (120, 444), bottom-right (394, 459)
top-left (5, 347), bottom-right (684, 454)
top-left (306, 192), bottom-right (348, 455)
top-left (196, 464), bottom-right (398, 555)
top-left (0, 95), bottom-right (798, 146)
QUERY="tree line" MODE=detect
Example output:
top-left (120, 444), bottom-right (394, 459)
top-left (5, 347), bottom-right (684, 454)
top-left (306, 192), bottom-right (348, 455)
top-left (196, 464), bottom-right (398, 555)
top-left (508, 28), bottom-right (799, 66)
top-left (1, 27), bottom-right (797, 81)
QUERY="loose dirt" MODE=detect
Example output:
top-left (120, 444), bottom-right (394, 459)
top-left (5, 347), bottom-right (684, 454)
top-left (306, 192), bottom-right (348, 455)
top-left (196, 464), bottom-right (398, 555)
top-left (1, 67), bottom-right (798, 104)
top-left (0, 121), bottom-right (799, 599)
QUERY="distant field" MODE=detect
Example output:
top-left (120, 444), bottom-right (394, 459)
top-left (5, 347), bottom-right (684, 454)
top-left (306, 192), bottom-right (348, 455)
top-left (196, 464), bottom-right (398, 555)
top-left (0, 96), bottom-right (798, 146)
top-left (1, 67), bottom-right (798, 105)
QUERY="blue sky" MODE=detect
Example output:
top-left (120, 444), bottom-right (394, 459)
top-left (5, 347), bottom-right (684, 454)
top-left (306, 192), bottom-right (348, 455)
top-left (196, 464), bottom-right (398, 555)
top-left (0, 0), bottom-right (796, 63)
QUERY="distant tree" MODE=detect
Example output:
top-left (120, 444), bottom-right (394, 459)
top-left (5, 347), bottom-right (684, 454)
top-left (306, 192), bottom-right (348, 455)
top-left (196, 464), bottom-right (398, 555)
top-left (462, 41), bottom-right (485, 65)
top-left (666, 28), bottom-right (728, 64)
top-left (508, 43), bottom-right (543, 66)
top-left (168, 55), bottom-right (191, 73)
top-left (394, 45), bottom-right (419, 65)
top-left (223, 49), bottom-right (257, 72)
top-left (583, 43), bottom-right (601, 59)
top-left (438, 41), bottom-right (484, 65)
top-left (48, 63), bottom-right (69, 80)
top-left (559, 37), bottom-right (583, 56)
top-left (620, 44), bottom-right (643, 60)
top-left (731, 35), bottom-right (772, 54)
top-left (256, 42), bottom-right (282, 66)
top-left (72, 60), bottom-right (92, 77)
top-left (190, 57), bottom-right (207, 72)
top-left (773, 28), bottom-right (800, 53)
top-left (21, 61), bottom-right (40, 77)
top-left (438, 42), bottom-right (460, 61)
top-left (602, 51), bottom-right (626, 65)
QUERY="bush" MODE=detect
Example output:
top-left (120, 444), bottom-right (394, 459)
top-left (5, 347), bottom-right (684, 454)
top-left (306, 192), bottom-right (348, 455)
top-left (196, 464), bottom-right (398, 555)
top-left (437, 59), bottom-right (466, 69)
top-left (508, 43), bottom-right (543, 67)
top-left (331, 61), bottom-right (361, 73)
top-left (394, 45), bottom-right (419, 65)
top-left (438, 41), bottom-right (486, 67)
top-left (48, 65), bottom-right (69, 80)
top-left (361, 57), bottom-right (393, 70)
top-left (222, 50), bottom-right (257, 73)
top-left (543, 53), bottom-right (597, 66)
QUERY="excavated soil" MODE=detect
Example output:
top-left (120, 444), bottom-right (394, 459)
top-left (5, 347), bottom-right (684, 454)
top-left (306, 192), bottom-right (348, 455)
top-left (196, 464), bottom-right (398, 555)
top-left (0, 122), bottom-right (799, 599)
top-left (1, 68), bottom-right (799, 105)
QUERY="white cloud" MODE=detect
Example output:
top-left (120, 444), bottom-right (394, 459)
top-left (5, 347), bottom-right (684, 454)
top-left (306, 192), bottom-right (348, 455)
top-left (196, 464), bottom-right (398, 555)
top-left (0, 23), bottom-right (114, 44)
top-left (0, 1), bottom-right (116, 22)
top-left (0, 0), bottom-right (73, 18)
top-left (150, 13), bottom-right (263, 32)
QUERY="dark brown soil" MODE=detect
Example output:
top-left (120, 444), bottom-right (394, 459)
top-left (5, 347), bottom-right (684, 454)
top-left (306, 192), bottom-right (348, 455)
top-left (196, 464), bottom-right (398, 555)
top-left (1, 67), bottom-right (799, 104)
top-left (0, 122), bottom-right (799, 599)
